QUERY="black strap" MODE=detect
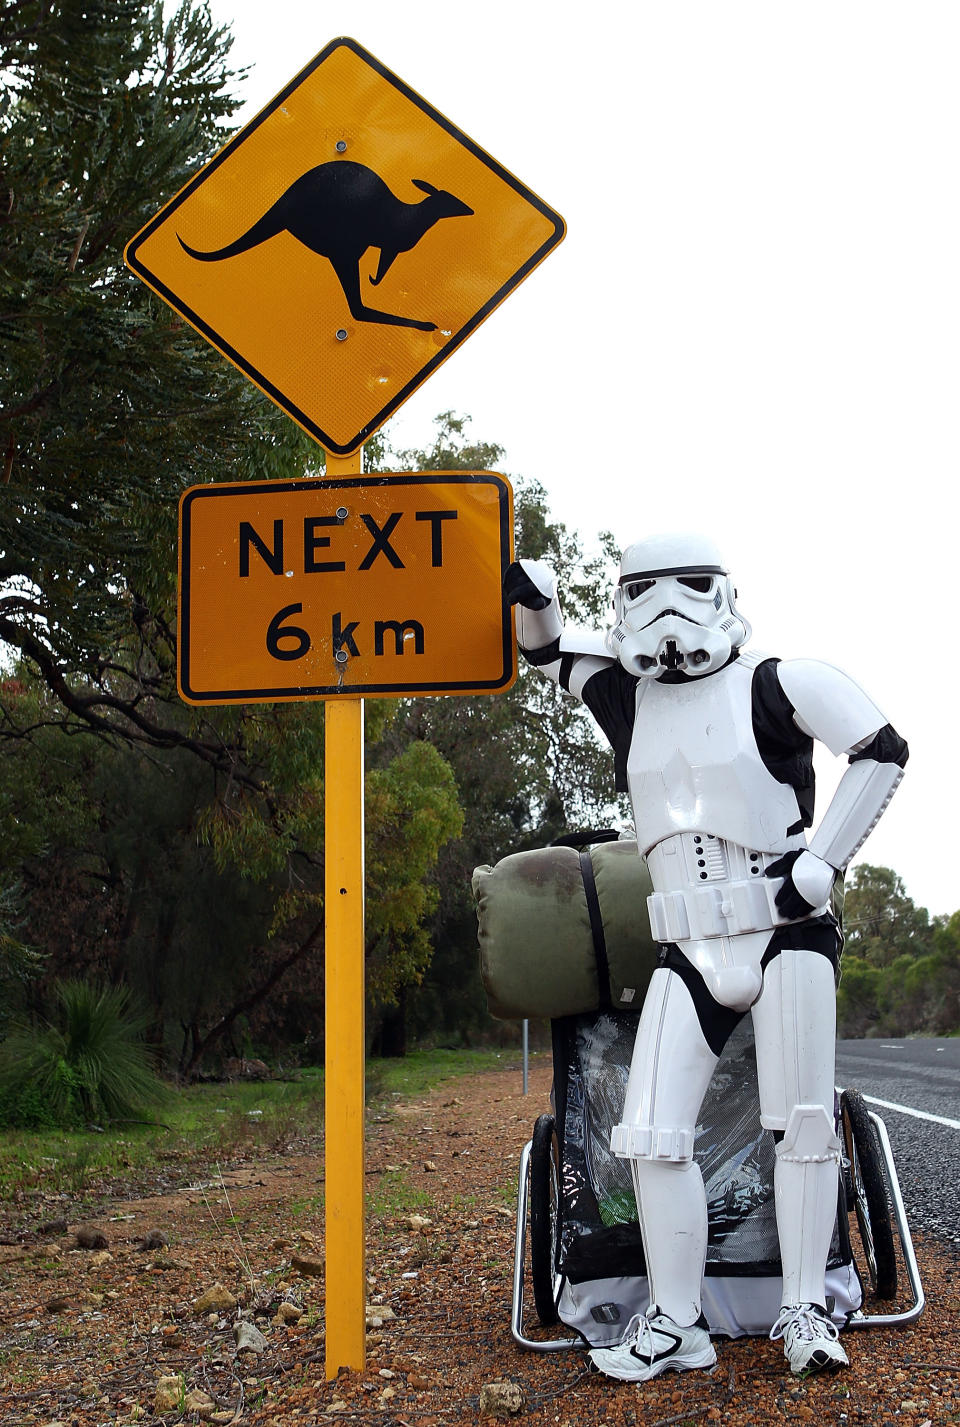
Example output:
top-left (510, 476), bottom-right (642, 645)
top-left (579, 848), bottom-right (612, 1012)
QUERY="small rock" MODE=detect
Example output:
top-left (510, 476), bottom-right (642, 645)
top-left (291, 1251), bottom-right (325, 1277)
top-left (273, 1301), bottom-right (302, 1325)
top-left (378, 1368), bottom-right (396, 1379)
top-left (234, 1320), bottom-right (267, 1354)
top-left (423, 1160), bottom-right (438, 1172)
top-left (225, 1056), bottom-right (270, 1080)
top-left (479, 1380), bottom-right (525, 1418)
top-left (89, 1249), bottom-right (113, 1267)
top-left (136, 1229), bottom-right (169, 1251)
top-left (154, 1373), bottom-right (185, 1414)
top-left (901, 1403), bottom-right (918, 1413)
top-left (379, 1387), bottom-right (396, 1402)
top-left (209, 1413), bottom-right (235, 1425)
top-left (194, 1283), bottom-right (238, 1313)
top-left (38, 1217), bottom-right (69, 1236)
top-left (365, 1304), bottom-right (397, 1327)
top-left (183, 1388), bottom-right (217, 1418)
top-left (405, 1215), bottom-right (432, 1230)
top-left (76, 1226), bottom-right (109, 1250)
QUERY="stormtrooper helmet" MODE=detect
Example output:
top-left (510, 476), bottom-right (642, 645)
top-left (605, 533), bottom-right (751, 678)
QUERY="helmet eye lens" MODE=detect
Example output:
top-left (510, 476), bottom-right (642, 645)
top-left (677, 575), bottom-right (714, 594)
top-left (623, 578), bottom-right (655, 601)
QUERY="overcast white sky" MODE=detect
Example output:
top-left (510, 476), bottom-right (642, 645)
top-left (205, 1), bottom-right (960, 917)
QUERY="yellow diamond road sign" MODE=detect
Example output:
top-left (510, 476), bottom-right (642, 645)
top-left (178, 471), bottom-right (516, 703)
top-left (125, 37), bottom-right (565, 456)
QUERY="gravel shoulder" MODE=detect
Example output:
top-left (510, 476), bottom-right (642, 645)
top-left (0, 1060), bottom-right (958, 1426)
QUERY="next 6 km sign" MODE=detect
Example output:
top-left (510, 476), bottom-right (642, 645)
top-left (178, 472), bottom-right (516, 703)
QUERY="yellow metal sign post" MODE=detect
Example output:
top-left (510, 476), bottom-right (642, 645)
top-left (177, 462), bottom-right (514, 1376)
top-left (322, 449), bottom-right (367, 1376)
top-left (126, 34), bottom-right (562, 1381)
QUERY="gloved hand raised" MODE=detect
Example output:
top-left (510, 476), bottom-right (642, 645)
top-left (503, 559), bottom-right (556, 611)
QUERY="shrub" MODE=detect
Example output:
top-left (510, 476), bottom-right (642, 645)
top-left (0, 979), bottom-right (166, 1128)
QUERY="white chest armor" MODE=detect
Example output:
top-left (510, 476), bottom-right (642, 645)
top-left (626, 651), bottom-right (803, 858)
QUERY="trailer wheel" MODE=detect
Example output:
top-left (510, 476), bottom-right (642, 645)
top-left (841, 1088), bottom-right (897, 1299)
top-left (530, 1114), bottom-right (562, 1325)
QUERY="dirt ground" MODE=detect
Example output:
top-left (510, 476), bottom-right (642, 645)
top-left (0, 1060), bottom-right (958, 1426)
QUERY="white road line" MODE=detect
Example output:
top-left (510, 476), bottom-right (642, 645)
top-left (861, 1094), bottom-right (960, 1132)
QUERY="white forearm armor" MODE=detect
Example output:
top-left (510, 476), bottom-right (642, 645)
top-left (510, 559), bottom-right (563, 652)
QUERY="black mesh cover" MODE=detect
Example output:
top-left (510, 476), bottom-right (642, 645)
top-left (551, 1012), bottom-right (850, 1285)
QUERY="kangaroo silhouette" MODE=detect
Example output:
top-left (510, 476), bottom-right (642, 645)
top-left (177, 160), bottom-right (473, 332)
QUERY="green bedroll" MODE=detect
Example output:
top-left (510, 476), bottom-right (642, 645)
top-left (473, 836), bottom-right (661, 1021)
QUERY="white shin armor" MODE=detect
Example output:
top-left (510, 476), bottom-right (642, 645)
top-left (774, 1106), bottom-right (843, 1308)
top-left (631, 1158), bottom-right (709, 1327)
top-left (612, 969), bottom-right (716, 1325)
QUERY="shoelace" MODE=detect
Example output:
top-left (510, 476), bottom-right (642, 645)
top-left (620, 1311), bottom-right (672, 1363)
top-left (769, 1304), bottom-right (839, 1344)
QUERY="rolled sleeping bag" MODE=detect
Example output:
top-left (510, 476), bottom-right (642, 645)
top-left (473, 838), bottom-right (661, 1020)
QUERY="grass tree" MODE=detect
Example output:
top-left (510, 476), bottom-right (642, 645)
top-left (0, 978), bottom-right (166, 1127)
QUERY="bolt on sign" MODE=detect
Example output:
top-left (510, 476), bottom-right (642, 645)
top-left (178, 471), bottom-right (515, 703)
top-left (124, 37), bottom-right (565, 456)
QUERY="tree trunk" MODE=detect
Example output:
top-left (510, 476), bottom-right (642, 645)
top-left (180, 922), bottom-right (323, 1078)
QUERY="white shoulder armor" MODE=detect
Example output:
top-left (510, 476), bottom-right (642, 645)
top-left (776, 658), bottom-right (886, 756)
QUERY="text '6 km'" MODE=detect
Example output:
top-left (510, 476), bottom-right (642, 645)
top-left (177, 471), bottom-right (515, 704)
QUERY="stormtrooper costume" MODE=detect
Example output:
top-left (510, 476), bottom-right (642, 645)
top-left (504, 534), bottom-right (907, 1380)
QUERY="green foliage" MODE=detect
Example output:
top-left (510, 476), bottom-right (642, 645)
top-left (375, 414), bottom-right (626, 1047)
top-left (0, 673), bottom-right (463, 1071)
top-left (1, 0), bottom-right (321, 744)
top-left (837, 866), bottom-right (957, 1037)
top-left (0, 979), bottom-right (166, 1127)
top-left (365, 739), bottom-right (463, 1005)
top-left (0, 881), bottom-right (42, 986)
top-left (842, 864), bottom-right (935, 967)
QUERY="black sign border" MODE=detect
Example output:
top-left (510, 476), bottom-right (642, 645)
top-left (126, 37), bottom-right (565, 457)
top-left (178, 471), bottom-right (515, 702)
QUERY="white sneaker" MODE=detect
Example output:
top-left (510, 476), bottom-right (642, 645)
top-left (770, 1303), bottom-right (849, 1374)
top-left (589, 1307), bottom-right (717, 1383)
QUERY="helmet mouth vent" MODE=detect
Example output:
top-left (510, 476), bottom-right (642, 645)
top-left (638, 608), bottom-right (696, 631)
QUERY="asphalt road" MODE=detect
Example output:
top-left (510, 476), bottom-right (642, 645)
top-left (835, 1037), bottom-right (960, 1249)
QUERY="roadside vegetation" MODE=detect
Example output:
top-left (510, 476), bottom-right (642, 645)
top-left (0, 1047), bottom-right (529, 1209)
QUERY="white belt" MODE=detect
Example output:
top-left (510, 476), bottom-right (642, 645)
top-left (647, 876), bottom-right (798, 942)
